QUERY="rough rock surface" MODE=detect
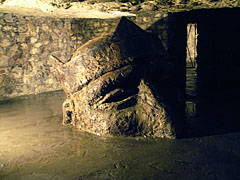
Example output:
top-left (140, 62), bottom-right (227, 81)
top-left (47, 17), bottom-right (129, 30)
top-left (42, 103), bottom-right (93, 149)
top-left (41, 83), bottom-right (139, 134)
top-left (0, 0), bottom-right (136, 18)
top-left (52, 17), bottom-right (177, 138)
top-left (1, 0), bottom-right (239, 19)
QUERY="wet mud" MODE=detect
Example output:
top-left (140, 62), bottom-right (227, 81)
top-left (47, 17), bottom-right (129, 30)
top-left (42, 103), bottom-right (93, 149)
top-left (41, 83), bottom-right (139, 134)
top-left (0, 90), bottom-right (240, 180)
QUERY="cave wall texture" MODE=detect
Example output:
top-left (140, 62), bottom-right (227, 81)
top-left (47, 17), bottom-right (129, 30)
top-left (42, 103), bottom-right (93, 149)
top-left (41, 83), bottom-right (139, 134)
top-left (0, 11), bottom-right (171, 100)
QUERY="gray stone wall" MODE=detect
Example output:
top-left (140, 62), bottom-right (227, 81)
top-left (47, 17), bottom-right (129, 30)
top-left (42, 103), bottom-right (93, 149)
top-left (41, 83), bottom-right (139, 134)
top-left (0, 12), bottom-right (169, 100)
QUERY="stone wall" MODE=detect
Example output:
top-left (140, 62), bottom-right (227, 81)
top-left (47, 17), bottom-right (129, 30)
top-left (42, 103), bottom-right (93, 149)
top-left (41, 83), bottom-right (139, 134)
top-left (0, 11), bottom-right (169, 100)
top-left (0, 13), bottom-right (79, 99)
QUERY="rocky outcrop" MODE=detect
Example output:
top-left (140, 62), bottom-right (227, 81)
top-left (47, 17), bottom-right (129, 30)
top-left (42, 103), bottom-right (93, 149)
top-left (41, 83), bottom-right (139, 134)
top-left (52, 17), bottom-right (178, 138)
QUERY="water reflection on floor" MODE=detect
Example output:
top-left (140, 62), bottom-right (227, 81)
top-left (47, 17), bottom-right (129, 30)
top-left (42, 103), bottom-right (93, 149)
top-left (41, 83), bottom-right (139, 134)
top-left (186, 67), bottom-right (198, 137)
top-left (186, 67), bottom-right (240, 138)
top-left (1, 91), bottom-right (240, 180)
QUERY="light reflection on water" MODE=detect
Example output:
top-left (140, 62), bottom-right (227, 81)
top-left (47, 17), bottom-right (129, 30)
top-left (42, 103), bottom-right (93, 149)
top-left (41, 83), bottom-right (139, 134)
top-left (185, 67), bottom-right (198, 137)
top-left (0, 91), bottom-right (240, 180)
top-left (185, 67), bottom-right (240, 138)
top-left (186, 67), bottom-right (198, 117)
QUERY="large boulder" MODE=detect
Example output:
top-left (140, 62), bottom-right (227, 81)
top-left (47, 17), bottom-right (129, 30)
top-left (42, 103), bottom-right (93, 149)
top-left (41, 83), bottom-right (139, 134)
top-left (51, 17), bottom-right (178, 138)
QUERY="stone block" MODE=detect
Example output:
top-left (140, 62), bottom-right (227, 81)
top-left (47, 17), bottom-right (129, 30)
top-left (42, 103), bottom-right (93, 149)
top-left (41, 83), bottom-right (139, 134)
top-left (157, 24), bottom-right (168, 30)
top-left (54, 29), bottom-right (60, 34)
top-left (17, 33), bottom-right (27, 42)
top-left (18, 25), bottom-right (28, 33)
top-left (71, 36), bottom-right (76, 41)
top-left (30, 47), bottom-right (41, 55)
top-left (12, 66), bottom-right (23, 79)
top-left (43, 40), bottom-right (49, 45)
top-left (42, 24), bottom-right (49, 31)
top-left (4, 13), bottom-right (14, 23)
top-left (142, 16), bottom-right (151, 22)
top-left (34, 42), bottom-right (42, 48)
top-left (7, 44), bottom-right (18, 57)
top-left (94, 22), bottom-right (100, 27)
top-left (155, 13), bottom-right (163, 18)
top-left (30, 37), bottom-right (38, 44)
top-left (0, 39), bottom-right (11, 47)
top-left (0, 47), bottom-right (3, 56)
top-left (0, 55), bottom-right (9, 67)
top-left (20, 43), bottom-right (28, 50)
top-left (161, 30), bottom-right (168, 39)
top-left (3, 25), bottom-right (13, 31)
top-left (28, 23), bottom-right (35, 32)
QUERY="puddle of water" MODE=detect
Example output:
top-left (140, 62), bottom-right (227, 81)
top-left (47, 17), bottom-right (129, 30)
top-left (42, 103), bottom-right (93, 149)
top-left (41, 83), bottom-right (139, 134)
top-left (1, 90), bottom-right (240, 180)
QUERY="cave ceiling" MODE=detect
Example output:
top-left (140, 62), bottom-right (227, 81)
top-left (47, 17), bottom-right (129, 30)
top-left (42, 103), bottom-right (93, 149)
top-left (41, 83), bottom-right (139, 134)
top-left (0, 0), bottom-right (239, 18)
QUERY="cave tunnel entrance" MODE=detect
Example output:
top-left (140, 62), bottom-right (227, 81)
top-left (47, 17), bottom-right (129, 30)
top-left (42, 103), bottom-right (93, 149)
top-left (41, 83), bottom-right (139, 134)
top-left (180, 8), bottom-right (240, 137)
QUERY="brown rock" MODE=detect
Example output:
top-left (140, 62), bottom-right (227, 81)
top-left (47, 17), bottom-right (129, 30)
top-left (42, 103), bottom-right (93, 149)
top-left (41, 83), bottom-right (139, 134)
top-left (30, 37), bottom-right (38, 44)
top-left (7, 44), bottom-right (18, 57)
top-left (0, 39), bottom-right (11, 47)
top-left (30, 47), bottom-right (41, 54)
top-left (51, 17), bottom-right (178, 138)
top-left (0, 55), bottom-right (9, 67)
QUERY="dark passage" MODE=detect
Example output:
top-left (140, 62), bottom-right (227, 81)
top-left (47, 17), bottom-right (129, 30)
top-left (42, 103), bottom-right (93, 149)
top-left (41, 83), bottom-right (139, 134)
top-left (184, 8), bottom-right (240, 138)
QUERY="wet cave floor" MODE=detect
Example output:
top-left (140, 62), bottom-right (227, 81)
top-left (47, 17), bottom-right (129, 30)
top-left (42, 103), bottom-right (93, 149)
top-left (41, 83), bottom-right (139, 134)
top-left (1, 89), bottom-right (240, 180)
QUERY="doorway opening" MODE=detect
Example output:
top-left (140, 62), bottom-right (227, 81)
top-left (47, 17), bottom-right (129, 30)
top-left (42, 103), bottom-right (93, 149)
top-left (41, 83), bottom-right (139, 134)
top-left (185, 23), bottom-right (198, 119)
top-left (186, 23), bottom-right (198, 68)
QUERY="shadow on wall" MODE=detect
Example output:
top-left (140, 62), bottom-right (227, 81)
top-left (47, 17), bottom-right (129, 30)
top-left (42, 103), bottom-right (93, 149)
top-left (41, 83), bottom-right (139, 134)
top-left (146, 13), bottom-right (187, 138)
top-left (145, 8), bottom-right (240, 138)
top-left (192, 8), bottom-right (240, 138)
top-left (178, 8), bottom-right (240, 138)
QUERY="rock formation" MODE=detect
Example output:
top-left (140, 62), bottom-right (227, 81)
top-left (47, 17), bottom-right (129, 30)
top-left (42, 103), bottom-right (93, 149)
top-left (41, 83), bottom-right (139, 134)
top-left (51, 17), bottom-right (177, 138)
